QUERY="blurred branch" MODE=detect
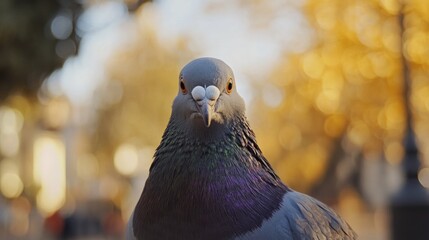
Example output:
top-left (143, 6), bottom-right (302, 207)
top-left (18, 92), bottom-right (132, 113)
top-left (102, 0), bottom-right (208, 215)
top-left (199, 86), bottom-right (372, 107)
top-left (397, 1), bottom-right (420, 175)
top-left (398, 8), bottom-right (413, 137)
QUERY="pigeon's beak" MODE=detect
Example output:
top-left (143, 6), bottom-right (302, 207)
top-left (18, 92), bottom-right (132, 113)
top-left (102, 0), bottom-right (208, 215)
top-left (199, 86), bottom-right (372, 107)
top-left (199, 99), bottom-right (215, 127)
top-left (191, 85), bottom-right (220, 128)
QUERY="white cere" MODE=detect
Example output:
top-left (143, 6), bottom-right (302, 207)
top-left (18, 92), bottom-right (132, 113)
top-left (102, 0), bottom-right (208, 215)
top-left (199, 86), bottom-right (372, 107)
top-left (191, 85), bottom-right (220, 102)
top-left (205, 85), bottom-right (220, 101)
top-left (191, 86), bottom-right (206, 101)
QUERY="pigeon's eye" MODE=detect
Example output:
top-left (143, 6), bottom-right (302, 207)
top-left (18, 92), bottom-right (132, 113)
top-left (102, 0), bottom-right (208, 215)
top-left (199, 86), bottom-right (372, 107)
top-left (180, 77), bottom-right (187, 94)
top-left (226, 79), bottom-right (233, 94)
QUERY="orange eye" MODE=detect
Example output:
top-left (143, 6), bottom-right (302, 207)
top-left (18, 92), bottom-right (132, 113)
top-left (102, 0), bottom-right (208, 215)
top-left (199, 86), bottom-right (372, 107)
top-left (226, 79), bottom-right (233, 94)
top-left (180, 77), bottom-right (187, 94)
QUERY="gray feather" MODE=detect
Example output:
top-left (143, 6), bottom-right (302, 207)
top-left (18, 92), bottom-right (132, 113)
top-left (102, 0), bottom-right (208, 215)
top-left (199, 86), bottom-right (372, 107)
top-left (235, 191), bottom-right (357, 240)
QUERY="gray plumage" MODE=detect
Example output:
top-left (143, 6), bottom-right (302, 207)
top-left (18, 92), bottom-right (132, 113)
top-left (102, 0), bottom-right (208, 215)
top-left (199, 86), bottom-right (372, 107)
top-left (127, 57), bottom-right (357, 240)
top-left (235, 191), bottom-right (355, 240)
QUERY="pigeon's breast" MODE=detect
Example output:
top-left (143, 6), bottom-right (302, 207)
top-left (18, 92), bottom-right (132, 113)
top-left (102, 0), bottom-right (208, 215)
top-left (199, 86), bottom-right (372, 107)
top-left (132, 143), bottom-right (287, 240)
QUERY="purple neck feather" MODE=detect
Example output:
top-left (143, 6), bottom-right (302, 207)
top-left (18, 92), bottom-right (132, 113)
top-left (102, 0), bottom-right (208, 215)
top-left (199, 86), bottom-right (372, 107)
top-left (133, 117), bottom-right (289, 240)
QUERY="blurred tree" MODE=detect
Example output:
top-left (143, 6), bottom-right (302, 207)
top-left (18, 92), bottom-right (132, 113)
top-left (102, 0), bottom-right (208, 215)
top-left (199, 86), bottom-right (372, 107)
top-left (0, 0), bottom-right (82, 101)
top-left (93, 17), bottom-right (192, 176)
top-left (256, 0), bottom-right (429, 204)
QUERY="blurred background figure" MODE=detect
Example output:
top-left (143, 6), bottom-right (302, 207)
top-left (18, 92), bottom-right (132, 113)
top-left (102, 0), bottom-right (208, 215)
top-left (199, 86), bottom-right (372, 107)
top-left (0, 0), bottom-right (429, 239)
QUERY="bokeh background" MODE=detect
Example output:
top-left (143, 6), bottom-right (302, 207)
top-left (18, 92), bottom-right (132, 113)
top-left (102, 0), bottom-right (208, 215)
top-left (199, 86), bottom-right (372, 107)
top-left (1, 0), bottom-right (429, 239)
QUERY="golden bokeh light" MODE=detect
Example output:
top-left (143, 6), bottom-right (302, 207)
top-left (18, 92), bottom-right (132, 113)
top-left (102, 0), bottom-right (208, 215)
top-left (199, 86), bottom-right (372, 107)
top-left (0, 107), bottom-right (23, 157)
top-left (0, 172), bottom-right (24, 198)
top-left (347, 121), bottom-right (371, 147)
top-left (412, 85), bottom-right (429, 112)
top-left (380, 0), bottom-right (401, 15)
top-left (302, 52), bottom-right (324, 79)
top-left (377, 99), bottom-right (405, 130)
top-left (324, 114), bottom-right (347, 138)
top-left (33, 134), bottom-right (66, 216)
top-left (316, 91), bottom-right (341, 114)
top-left (114, 143), bottom-right (139, 176)
top-left (314, 4), bottom-right (336, 30)
top-left (405, 30), bottom-right (429, 64)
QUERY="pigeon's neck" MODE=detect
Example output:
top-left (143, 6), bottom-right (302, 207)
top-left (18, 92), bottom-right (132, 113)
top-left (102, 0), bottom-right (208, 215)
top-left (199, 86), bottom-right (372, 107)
top-left (133, 116), bottom-right (289, 239)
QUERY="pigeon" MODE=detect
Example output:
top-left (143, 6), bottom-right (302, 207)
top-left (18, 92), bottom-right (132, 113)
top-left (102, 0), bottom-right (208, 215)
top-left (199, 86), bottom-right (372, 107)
top-left (127, 57), bottom-right (357, 240)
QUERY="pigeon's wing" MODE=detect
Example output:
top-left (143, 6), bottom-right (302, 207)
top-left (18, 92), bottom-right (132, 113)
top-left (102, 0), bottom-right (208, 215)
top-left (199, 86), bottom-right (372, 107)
top-left (281, 191), bottom-right (357, 240)
top-left (126, 211), bottom-right (137, 240)
top-left (235, 191), bottom-right (357, 240)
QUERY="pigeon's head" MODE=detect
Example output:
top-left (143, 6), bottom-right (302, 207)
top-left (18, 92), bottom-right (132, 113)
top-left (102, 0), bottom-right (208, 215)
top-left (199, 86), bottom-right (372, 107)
top-left (172, 57), bottom-right (245, 130)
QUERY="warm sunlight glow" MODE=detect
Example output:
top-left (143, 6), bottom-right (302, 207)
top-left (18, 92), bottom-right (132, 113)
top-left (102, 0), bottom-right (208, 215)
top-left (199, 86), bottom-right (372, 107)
top-left (0, 173), bottom-right (23, 198)
top-left (33, 134), bottom-right (66, 216)
top-left (114, 143), bottom-right (139, 176)
top-left (0, 107), bottom-right (23, 157)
